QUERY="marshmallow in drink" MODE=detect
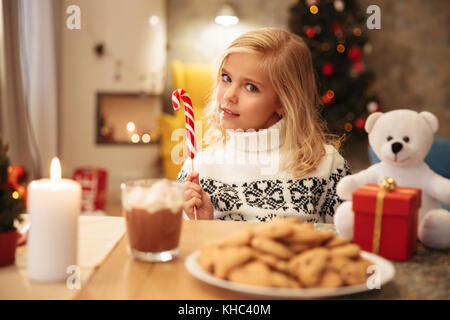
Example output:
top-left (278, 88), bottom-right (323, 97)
top-left (123, 179), bottom-right (184, 214)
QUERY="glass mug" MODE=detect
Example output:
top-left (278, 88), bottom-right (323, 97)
top-left (121, 179), bottom-right (185, 262)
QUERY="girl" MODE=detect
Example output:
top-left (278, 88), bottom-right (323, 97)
top-left (177, 28), bottom-right (350, 223)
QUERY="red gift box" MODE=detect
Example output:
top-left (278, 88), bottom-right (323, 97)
top-left (353, 179), bottom-right (421, 261)
top-left (73, 167), bottom-right (108, 211)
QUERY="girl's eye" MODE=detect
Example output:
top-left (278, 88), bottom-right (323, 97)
top-left (222, 74), bottom-right (231, 82)
top-left (246, 83), bottom-right (258, 92)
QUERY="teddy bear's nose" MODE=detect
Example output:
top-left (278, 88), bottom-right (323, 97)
top-left (391, 142), bottom-right (403, 154)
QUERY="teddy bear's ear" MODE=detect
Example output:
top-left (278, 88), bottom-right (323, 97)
top-left (365, 112), bottom-right (382, 133)
top-left (419, 111), bottom-right (439, 133)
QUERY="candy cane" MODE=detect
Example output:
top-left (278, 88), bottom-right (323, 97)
top-left (172, 89), bottom-right (197, 159)
top-left (172, 89), bottom-right (198, 220)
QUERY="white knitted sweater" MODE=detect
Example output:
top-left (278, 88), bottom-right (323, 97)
top-left (177, 118), bottom-right (350, 223)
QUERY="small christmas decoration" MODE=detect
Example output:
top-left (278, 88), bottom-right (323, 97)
top-left (352, 61), bottom-right (364, 74)
top-left (366, 101), bottom-right (380, 113)
top-left (333, 0), bottom-right (345, 12)
top-left (321, 90), bottom-right (334, 105)
top-left (0, 139), bottom-right (28, 267)
top-left (305, 26), bottom-right (316, 38)
top-left (322, 63), bottom-right (334, 76)
top-left (309, 5), bottom-right (319, 14)
top-left (347, 46), bottom-right (362, 61)
top-left (332, 23), bottom-right (343, 36)
top-left (363, 43), bottom-right (373, 54)
top-left (354, 117), bottom-right (365, 130)
top-left (353, 27), bottom-right (362, 37)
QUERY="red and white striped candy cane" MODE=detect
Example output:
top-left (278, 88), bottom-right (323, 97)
top-left (172, 89), bottom-right (197, 159)
top-left (172, 88), bottom-right (198, 220)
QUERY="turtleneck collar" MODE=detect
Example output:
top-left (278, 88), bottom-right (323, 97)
top-left (225, 117), bottom-right (286, 153)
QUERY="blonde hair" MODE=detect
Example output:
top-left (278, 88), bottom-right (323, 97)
top-left (201, 28), bottom-right (339, 178)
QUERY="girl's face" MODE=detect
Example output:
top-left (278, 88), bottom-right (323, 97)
top-left (217, 52), bottom-right (283, 131)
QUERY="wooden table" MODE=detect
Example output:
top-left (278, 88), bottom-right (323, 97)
top-left (0, 215), bottom-right (126, 300)
top-left (75, 220), bottom-right (450, 300)
top-left (76, 220), bottom-right (258, 299)
top-left (2, 217), bottom-right (447, 299)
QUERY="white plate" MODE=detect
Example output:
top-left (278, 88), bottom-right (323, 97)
top-left (185, 250), bottom-right (395, 299)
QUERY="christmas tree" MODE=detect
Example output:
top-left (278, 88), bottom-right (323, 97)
top-left (289, 0), bottom-right (381, 137)
top-left (0, 139), bottom-right (27, 233)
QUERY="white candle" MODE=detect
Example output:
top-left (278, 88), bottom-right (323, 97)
top-left (27, 157), bottom-right (81, 282)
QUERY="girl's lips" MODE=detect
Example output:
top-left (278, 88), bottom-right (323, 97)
top-left (221, 107), bottom-right (240, 118)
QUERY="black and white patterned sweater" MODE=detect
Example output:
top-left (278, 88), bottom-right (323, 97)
top-left (177, 118), bottom-right (351, 223)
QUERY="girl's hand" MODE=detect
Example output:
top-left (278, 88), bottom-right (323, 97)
top-left (184, 172), bottom-right (214, 220)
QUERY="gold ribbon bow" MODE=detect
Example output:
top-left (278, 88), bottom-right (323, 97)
top-left (372, 177), bottom-right (396, 254)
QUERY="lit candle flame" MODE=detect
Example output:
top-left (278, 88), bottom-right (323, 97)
top-left (50, 157), bottom-right (62, 181)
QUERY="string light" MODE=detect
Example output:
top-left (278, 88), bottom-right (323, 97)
top-left (334, 0), bottom-right (345, 12)
top-left (310, 5), bottom-right (319, 14)
top-left (12, 191), bottom-right (19, 199)
top-left (337, 44), bottom-right (346, 53)
top-left (126, 121), bottom-right (136, 132)
top-left (326, 90), bottom-right (335, 99)
top-left (353, 28), bottom-right (362, 36)
top-left (344, 123), bottom-right (353, 132)
top-left (131, 134), bottom-right (140, 143)
top-left (142, 133), bottom-right (151, 143)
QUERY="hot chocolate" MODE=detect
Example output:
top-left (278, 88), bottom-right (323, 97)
top-left (121, 179), bottom-right (185, 262)
top-left (125, 208), bottom-right (182, 252)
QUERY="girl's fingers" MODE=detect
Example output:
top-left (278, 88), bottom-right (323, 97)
top-left (186, 172), bottom-right (199, 183)
top-left (185, 198), bottom-right (202, 216)
top-left (184, 189), bottom-right (201, 201)
top-left (186, 181), bottom-right (202, 193)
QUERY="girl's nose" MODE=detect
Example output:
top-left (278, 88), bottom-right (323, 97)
top-left (224, 84), bottom-right (238, 104)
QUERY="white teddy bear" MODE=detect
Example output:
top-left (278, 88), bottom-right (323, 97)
top-left (334, 109), bottom-right (450, 249)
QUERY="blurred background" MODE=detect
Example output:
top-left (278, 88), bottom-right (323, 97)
top-left (0, 0), bottom-right (448, 216)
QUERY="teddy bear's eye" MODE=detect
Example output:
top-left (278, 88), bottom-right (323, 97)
top-left (387, 136), bottom-right (393, 141)
top-left (403, 136), bottom-right (410, 143)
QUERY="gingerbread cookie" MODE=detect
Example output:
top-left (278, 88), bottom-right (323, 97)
top-left (319, 270), bottom-right (344, 288)
top-left (270, 270), bottom-right (301, 288)
top-left (219, 229), bottom-right (253, 247)
top-left (330, 244), bottom-right (361, 259)
top-left (287, 243), bottom-right (313, 253)
top-left (340, 259), bottom-right (371, 286)
top-left (282, 224), bottom-right (323, 245)
top-left (250, 236), bottom-right (294, 260)
top-left (213, 246), bottom-right (254, 279)
top-left (197, 245), bottom-right (222, 273)
top-left (252, 251), bottom-right (278, 267)
top-left (228, 261), bottom-right (273, 287)
top-left (325, 236), bottom-right (350, 248)
top-left (253, 220), bottom-right (293, 239)
top-left (288, 247), bottom-right (329, 288)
